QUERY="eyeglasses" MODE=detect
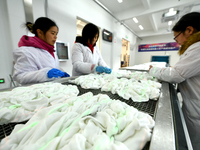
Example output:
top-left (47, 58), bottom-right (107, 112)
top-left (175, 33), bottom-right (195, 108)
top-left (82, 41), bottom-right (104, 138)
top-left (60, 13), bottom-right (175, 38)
top-left (173, 31), bottom-right (183, 40)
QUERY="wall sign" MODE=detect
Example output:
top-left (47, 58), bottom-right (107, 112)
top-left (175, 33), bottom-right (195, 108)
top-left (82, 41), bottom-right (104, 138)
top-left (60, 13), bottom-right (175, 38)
top-left (138, 42), bottom-right (179, 52)
top-left (55, 41), bottom-right (70, 61)
top-left (102, 29), bottom-right (113, 42)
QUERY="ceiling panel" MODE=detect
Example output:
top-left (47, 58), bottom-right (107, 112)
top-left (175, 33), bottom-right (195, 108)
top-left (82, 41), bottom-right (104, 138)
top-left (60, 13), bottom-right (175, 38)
top-left (94, 0), bottom-right (200, 37)
top-left (124, 15), bottom-right (152, 33)
top-left (98, 0), bottom-right (142, 13)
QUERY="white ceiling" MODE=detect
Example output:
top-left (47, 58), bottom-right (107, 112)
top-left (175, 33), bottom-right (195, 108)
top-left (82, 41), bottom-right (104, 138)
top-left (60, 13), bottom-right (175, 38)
top-left (95, 0), bottom-right (200, 38)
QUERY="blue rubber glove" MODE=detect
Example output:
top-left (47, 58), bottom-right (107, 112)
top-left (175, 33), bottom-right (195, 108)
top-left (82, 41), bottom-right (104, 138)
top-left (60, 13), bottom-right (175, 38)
top-left (63, 72), bottom-right (70, 77)
top-left (47, 68), bottom-right (65, 78)
top-left (95, 66), bottom-right (105, 73)
top-left (104, 67), bottom-right (112, 74)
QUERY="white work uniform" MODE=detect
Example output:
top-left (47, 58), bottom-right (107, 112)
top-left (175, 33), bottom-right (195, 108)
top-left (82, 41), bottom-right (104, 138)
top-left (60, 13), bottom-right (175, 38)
top-left (13, 46), bottom-right (60, 85)
top-left (72, 43), bottom-right (107, 76)
top-left (149, 41), bottom-right (200, 150)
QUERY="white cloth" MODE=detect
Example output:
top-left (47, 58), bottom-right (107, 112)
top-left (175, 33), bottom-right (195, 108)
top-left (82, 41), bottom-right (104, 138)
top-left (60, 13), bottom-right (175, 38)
top-left (0, 82), bottom-right (79, 125)
top-left (128, 71), bottom-right (158, 81)
top-left (69, 73), bottom-right (161, 102)
top-left (71, 43), bottom-right (108, 76)
top-left (13, 46), bottom-right (60, 84)
top-left (0, 92), bottom-right (155, 150)
top-left (149, 41), bottom-right (200, 150)
top-left (111, 70), bottom-right (132, 78)
top-left (68, 74), bottom-right (107, 89)
top-left (126, 62), bottom-right (167, 71)
top-left (101, 78), bottom-right (161, 102)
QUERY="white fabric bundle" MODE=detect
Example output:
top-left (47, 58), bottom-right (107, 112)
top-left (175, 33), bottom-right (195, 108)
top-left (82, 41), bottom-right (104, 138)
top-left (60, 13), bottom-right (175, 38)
top-left (128, 71), bottom-right (158, 81)
top-left (111, 70), bottom-right (132, 78)
top-left (0, 82), bottom-right (79, 125)
top-left (68, 74), bottom-right (107, 89)
top-left (69, 73), bottom-right (161, 102)
top-left (0, 92), bottom-right (155, 150)
top-left (110, 70), bottom-right (157, 81)
top-left (102, 78), bottom-right (161, 102)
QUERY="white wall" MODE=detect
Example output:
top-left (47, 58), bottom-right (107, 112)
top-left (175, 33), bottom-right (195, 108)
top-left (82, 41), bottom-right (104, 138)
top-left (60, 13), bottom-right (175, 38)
top-left (111, 22), bottom-right (137, 69)
top-left (134, 34), bottom-right (180, 66)
top-left (47, 0), bottom-right (137, 72)
top-left (0, 0), bottom-right (138, 89)
top-left (0, 0), bottom-right (21, 89)
top-left (7, 0), bottom-right (26, 51)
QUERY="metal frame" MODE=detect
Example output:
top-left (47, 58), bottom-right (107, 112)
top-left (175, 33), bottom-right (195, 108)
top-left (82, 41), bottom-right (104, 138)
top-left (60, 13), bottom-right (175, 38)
top-left (149, 82), bottom-right (176, 150)
top-left (169, 84), bottom-right (193, 150)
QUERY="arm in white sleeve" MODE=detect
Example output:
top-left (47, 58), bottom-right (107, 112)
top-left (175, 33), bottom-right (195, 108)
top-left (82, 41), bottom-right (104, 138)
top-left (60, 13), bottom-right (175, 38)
top-left (149, 43), bottom-right (200, 83)
top-left (149, 66), bottom-right (185, 83)
top-left (72, 44), bottom-right (96, 74)
top-left (96, 46), bottom-right (108, 67)
top-left (13, 51), bottom-right (54, 84)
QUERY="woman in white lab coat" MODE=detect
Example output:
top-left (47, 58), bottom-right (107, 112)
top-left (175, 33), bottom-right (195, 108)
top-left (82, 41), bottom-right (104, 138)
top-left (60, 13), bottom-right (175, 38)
top-left (71, 23), bottom-right (112, 76)
top-left (149, 12), bottom-right (200, 150)
top-left (13, 17), bottom-right (70, 85)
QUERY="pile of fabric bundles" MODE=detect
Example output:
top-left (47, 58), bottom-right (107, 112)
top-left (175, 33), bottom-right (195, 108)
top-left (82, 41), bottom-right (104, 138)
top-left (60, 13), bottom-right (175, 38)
top-left (0, 92), bottom-right (155, 150)
top-left (69, 73), bottom-right (161, 102)
top-left (0, 82), bottom-right (79, 125)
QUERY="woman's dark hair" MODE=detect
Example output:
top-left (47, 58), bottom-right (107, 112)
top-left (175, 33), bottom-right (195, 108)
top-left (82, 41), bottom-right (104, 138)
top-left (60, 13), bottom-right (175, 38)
top-left (172, 12), bottom-right (200, 32)
top-left (82, 23), bottom-right (99, 45)
top-left (25, 17), bottom-right (58, 36)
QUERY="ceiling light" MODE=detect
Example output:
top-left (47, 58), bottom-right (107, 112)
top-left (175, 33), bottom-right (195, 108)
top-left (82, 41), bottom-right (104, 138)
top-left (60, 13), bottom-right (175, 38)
top-left (168, 21), bottom-right (172, 26)
top-left (162, 8), bottom-right (179, 23)
top-left (133, 17), bottom-right (138, 23)
top-left (169, 8), bottom-right (174, 12)
top-left (164, 8), bottom-right (178, 17)
top-left (118, 0), bottom-right (123, 3)
top-left (139, 25), bottom-right (144, 30)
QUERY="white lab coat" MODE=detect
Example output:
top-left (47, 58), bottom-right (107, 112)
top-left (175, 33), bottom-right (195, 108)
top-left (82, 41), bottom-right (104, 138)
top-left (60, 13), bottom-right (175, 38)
top-left (71, 43), bottom-right (107, 76)
top-left (13, 46), bottom-right (60, 85)
top-left (149, 41), bottom-right (200, 150)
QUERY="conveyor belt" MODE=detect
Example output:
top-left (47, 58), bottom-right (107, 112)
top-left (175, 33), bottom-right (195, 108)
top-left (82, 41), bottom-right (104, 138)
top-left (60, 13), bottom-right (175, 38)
top-left (0, 120), bottom-right (27, 141)
top-left (62, 82), bottom-right (157, 118)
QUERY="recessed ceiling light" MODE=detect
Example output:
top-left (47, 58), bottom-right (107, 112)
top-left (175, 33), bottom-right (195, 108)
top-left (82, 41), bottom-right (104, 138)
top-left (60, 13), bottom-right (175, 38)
top-left (168, 21), bottom-right (172, 26)
top-left (169, 8), bottom-right (174, 12)
top-left (165, 8), bottom-right (177, 17)
top-left (118, 0), bottom-right (123, 3)
top-left (133, 17), bottom-right (138, 23)
top-left (139, 25), bottom-right (144, 30)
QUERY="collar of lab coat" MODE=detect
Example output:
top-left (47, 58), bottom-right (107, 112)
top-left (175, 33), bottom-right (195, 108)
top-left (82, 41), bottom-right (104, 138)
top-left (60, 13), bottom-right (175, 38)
top-left (75, 36), bottom-right (96, 48)
top-left (179, 31), bottom-right (200, 56)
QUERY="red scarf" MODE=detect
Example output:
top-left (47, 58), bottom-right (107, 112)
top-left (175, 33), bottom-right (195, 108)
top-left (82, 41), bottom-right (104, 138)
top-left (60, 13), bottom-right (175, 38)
top-left (87, 43), bottom-right (94, 53)
top-left (18, 35), bottom-right (55, 58)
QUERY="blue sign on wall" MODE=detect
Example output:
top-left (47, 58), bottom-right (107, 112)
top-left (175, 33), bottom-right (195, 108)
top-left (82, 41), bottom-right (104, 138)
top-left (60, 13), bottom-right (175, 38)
top-left (138, 42), bottom-right (180, 52)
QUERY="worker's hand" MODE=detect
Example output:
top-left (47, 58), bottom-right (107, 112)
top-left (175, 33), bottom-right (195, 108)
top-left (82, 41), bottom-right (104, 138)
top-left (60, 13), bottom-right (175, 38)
top-left (47, 68), bottom-right (67, 78)
top-left (96, 66), bottom-right (112, 74)
top-left (63, 72), bottom-right (70, 77)
top-left (104, 67), bottom-right (112, 74)
top-left (95, 66), bottom-right (105, 73)
top-left (149, 65), bottom-right (153, 72)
